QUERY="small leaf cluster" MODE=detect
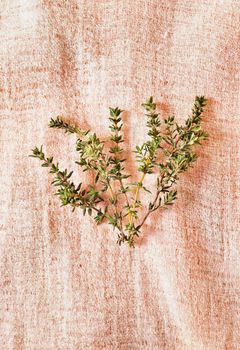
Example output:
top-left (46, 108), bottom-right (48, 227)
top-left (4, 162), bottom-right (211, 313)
top-left (134, 97), bottom-right (161, 174)
top-left (49, 116), bottom-right (88, 136)
top-left (31, 146), bottom-right (103, 214)
top-left (108, 107), bottom-right (128, 181)
top-left (30, 96), bottom-right (208, 247)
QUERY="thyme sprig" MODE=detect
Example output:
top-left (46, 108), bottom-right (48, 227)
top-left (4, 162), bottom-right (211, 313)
top-left (30, 96), bottom-right (208, 247)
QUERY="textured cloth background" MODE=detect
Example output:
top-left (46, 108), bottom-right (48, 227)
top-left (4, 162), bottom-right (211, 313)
top-left (0, 1), bottom-right (240, 349)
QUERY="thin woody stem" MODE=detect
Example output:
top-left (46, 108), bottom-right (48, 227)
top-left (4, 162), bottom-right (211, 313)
top-left (136, 171), bottom-right (166, 229)
top-left (129, 171), bottom-right (146, 225)
top-left (136, 188), bottom-right (161, 229)
top-left (120, 178), bottom-right (130, 206)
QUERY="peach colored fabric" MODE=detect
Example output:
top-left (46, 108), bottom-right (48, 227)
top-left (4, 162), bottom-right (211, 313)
top-left (0, 1), bottom-right (240, 349)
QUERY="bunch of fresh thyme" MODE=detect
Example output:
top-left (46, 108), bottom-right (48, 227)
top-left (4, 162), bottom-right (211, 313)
top-left (30, 96), bottom-right (208, 247)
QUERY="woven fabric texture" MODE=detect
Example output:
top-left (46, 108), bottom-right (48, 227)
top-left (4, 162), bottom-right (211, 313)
top-left (0, 1), bottom-right (240, 349)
